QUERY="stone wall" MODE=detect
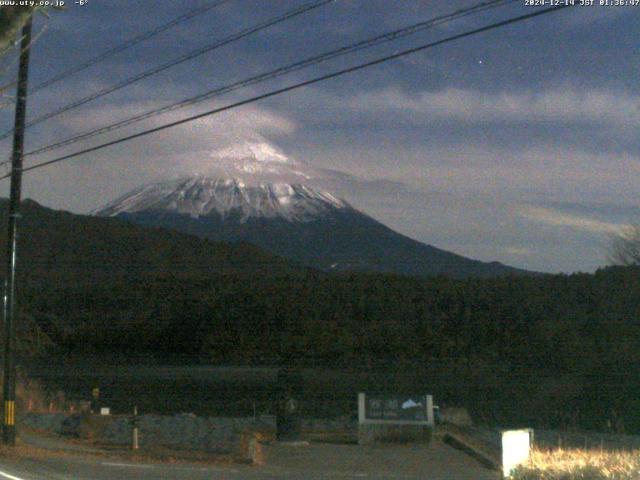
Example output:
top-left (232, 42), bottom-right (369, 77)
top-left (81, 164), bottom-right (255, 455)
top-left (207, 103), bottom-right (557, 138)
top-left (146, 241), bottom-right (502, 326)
top-left (22, 412), bottom-right (269, 453)
top-left (21, 412), bottom-right (360, 451)
top-left (358, 423), bottom-right (433, 445)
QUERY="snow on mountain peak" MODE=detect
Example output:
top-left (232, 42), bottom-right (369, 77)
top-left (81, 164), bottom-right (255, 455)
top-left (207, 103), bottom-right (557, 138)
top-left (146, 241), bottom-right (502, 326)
top-left (188, 140), bottom-right (316, 184)
top-left (95, 141), bottom-right (355, 222)
top-left (211, 141), bottom-right (291, 164)
top-left (95, 176), bottom-right (349, 223)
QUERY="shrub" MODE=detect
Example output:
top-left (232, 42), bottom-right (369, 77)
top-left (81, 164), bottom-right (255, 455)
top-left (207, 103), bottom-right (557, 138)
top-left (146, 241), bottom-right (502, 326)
top-left (510, 448), bottom-right (640, 480)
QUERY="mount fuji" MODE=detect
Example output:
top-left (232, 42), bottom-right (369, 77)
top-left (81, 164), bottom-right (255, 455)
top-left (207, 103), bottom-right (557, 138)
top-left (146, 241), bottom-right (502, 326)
top-left (95, 142), bottom-right (526, 277)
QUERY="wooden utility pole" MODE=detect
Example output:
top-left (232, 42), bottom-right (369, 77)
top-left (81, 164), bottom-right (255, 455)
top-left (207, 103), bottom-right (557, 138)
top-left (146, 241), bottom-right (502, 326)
top-left (2, 15), bottom-right (33, 446)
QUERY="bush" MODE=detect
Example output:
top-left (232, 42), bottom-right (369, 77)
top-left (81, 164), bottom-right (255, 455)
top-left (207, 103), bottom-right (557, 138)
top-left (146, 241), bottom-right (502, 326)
top-left (509, 448), bottom-right (640, 480)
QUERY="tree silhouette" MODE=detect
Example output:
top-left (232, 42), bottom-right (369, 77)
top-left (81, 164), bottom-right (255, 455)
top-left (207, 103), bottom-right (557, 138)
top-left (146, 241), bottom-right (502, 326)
top-left (609, 225), bottom-right (640, 266)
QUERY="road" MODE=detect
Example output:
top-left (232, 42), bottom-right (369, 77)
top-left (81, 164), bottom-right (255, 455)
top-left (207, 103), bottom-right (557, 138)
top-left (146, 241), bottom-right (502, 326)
top-left (0, 440), bottom-right (498, 480)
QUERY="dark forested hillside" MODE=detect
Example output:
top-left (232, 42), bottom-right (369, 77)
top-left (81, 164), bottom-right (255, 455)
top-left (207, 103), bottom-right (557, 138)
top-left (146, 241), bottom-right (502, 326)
top-left (22, 265), bottom-right (640, 433)
top-left (0, 199), bottom-right (300, 285)
top-left (0, 200), bottom-right (638, 432)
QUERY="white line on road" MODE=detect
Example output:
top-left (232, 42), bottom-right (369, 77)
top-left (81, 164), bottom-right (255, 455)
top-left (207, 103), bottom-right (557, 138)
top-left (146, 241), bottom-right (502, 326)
top-left (101, 461), bottom-right (241, 474)
top-left (101, 462), bottom-right (155, 469)
top-left (0, 468), bottom-right (28, 480)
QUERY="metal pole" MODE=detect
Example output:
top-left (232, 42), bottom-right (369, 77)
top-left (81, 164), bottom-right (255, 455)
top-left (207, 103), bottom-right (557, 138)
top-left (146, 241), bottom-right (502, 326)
top-left (132, 406), bottom-right (139, 450)
top-left (2, 16), bottom-right (33, 446)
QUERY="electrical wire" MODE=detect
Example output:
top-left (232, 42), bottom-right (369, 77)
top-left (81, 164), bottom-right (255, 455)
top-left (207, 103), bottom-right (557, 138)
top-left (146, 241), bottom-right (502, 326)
top-left (25, 0), bottom-right (517, 158)
top-left (0, 0), bottom-right (335, 143)
top-left (0, 18), bottom-right (49, 98)
top-left (0, 0), bottom-right (236, 96)
top-left (0, 4), bottom-right (570, 180)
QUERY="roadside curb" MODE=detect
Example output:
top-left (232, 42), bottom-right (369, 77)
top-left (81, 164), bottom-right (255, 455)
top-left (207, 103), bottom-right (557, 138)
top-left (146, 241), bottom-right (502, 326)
top-left (442, 433), bottom-right (500, 471)
top-left (17, 429), bottom-right (236, 466)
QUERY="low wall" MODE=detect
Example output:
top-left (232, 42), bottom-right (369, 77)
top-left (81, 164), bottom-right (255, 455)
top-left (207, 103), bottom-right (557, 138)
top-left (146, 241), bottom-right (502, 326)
top-left (358, 423), bottom-right (432, 445)
top-left (21, 413), bottom-right (359, 451)
top-left (22, 413), bottom-right (271, 453)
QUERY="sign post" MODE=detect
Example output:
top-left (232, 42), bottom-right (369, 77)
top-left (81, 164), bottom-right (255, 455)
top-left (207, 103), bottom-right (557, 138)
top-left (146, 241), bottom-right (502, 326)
top-left (276, 368), bottom-right (303, 442)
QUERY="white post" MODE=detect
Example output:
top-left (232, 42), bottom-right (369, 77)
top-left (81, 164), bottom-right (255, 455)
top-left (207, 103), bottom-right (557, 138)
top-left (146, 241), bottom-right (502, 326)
top-left (501, 429), bottom-right (531, 478)
top-left (132, 406), bottom-right (139, 450)
top-left (358, 393), bottom-right (366, 424)
top-left (426, 395), bottom-right (434, 427)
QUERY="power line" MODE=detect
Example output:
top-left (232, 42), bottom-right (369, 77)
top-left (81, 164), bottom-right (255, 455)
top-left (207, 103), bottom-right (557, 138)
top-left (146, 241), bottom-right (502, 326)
top-left (26, 0), bottom-right (516, 158)
top-left (0, 0), bottom-right (235, 97)
top-left (0, 0), bottom-right (334, 143)
top-left (1, 5), bottom-right (570, 181)
top-left (0, 19), bottom-right (50, 99)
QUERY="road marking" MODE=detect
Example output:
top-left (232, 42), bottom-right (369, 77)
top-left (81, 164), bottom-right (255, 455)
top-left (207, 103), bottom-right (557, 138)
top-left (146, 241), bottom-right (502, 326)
top-left (0, 468), bottom-right (27, 480)
top-left (101, 462), bottom-right (155, 469)
top-left (101, 462), bottom-right (240, 474)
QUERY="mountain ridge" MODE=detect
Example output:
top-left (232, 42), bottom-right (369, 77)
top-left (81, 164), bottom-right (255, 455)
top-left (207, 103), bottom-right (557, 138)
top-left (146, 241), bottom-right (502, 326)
top-left (93, 140), bottom-right (531, 278)
top-left (0, 198), bottom-right (301, 285)
top-left (115, 205), bottom-right (526, 278)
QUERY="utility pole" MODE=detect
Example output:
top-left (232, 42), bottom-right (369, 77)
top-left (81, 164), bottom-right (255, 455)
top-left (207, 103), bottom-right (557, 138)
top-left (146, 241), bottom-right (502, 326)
top-left (2, 15), bottom-right (33, 446)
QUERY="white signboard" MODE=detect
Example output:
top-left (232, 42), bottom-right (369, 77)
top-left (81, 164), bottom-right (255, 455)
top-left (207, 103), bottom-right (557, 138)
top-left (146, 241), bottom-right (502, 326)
top-left (502, 429), bottom-right (531, 478)
top-left (358, 393), bottom-right (434, 426)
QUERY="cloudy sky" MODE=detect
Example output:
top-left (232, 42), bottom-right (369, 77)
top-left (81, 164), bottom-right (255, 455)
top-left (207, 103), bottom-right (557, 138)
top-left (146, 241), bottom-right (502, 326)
top-left (0, 0), bottom-right (637, 273)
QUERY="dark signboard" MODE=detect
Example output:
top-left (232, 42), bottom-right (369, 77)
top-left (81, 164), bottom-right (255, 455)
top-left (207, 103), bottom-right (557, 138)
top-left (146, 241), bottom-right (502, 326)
top-left (364, 395), bottom-right (428, 422)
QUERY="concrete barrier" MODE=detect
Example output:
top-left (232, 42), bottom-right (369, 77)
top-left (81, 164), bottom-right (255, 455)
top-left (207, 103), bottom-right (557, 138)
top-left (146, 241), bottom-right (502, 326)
top-left (359, 423), bottom-right (432, 445)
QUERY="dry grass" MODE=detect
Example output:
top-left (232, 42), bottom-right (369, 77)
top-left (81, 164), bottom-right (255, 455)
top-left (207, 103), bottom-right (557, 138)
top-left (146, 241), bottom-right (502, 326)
top-left (510, 447), bottom-right (640, 479)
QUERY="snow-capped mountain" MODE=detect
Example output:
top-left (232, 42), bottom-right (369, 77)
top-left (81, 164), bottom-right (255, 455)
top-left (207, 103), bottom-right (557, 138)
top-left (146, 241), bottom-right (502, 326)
top-left (97, 141), bottom-right (349, 222)
top-left (97, 177), bottom-right (348, 223)
top-left (95, 141), bottom-right (528, 278)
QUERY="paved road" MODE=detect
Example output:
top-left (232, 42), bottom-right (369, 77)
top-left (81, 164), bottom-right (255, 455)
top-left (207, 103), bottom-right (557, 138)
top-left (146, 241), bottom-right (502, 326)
top-left (0, 438), bottom-right (498, 479)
